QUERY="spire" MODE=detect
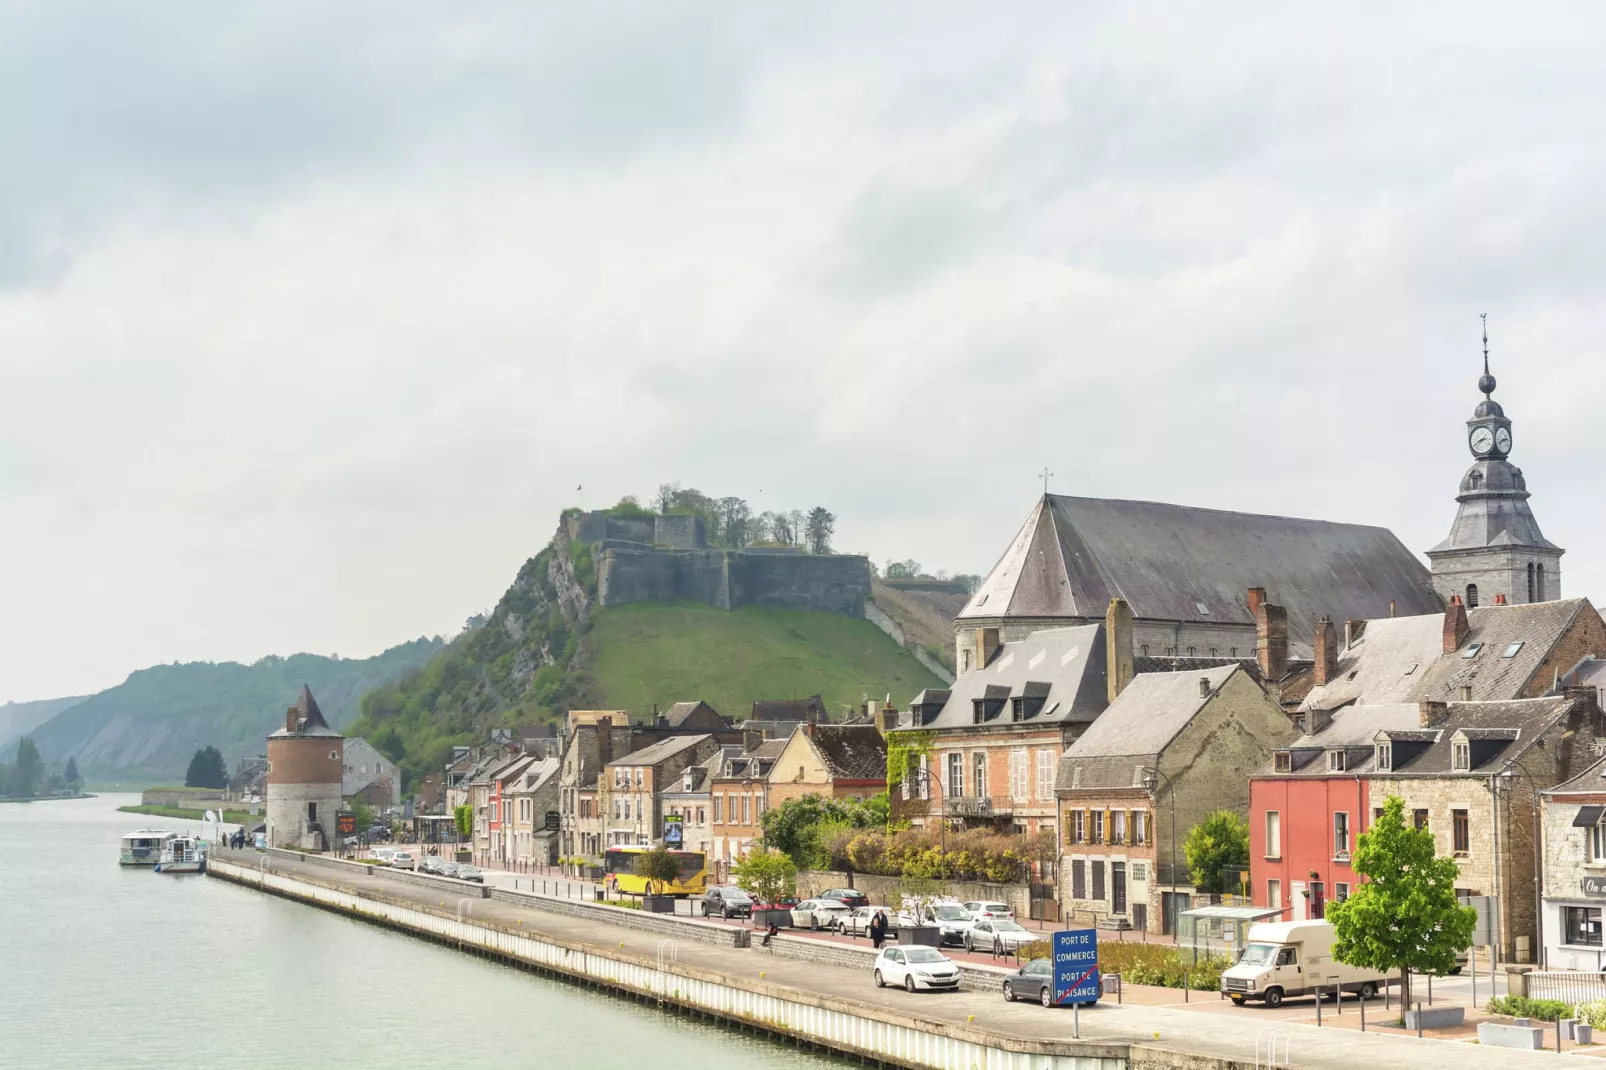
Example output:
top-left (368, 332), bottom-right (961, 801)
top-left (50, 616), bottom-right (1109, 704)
top-left (295, 684), bottom-right (331, 731)
top-left (1478, 312), bottom-right (1497, 398)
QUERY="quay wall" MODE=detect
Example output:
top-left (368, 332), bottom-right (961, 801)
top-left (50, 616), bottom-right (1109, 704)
top-left (208, 857), bottom-right (1128, 1070)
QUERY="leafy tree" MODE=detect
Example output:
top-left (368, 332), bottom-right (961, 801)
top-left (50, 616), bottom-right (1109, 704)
top-left (652, 482), bottom-right (681, 515)
top-left (185, 745), bottom-right (228, 789)
top-left (805, 507), bottom-right (836, 554)
top-left (63, 756), bottom-right (80, 789)
top-left (1327, 796), bottom-right (1476, 1009)
top-left (453, 803), bottom-right (474, 842)
top-left (1183, 809), bottom-right (1249, 894)
top-left (373, 725), bottom-right (406, 764)
top-left (884, 559), bottom-right (924, 579)
top-left (351, 800), bottom-right (377, 838)
top-left (760, 793), bottom-right (886, 868)
top-left (716, 496), bottom-right (752, 547)
top-left (13, 737), bottom-right (43, 797)
top-left (633, 845), bottom-right (684, 895)
top-left (732, 847), bottom-right (797, 906)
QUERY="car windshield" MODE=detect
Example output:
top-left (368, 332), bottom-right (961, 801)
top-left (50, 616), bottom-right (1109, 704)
top-left (993, 921), bottom-right (1027, 933)
top-left (1238, 943), bottom-right (1278, 966)
top-left (903, 947), bottom-right (948, 963)
top-left (723, 889), bottom-right (751, 901)
top-left (458, 866), bottom-right (479, 875)
top-left (935, 905), bottom-right (969, 920)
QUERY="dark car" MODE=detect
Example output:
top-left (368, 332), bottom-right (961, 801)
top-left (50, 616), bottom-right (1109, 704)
top-left (701, 885), bottom-right (754, 919)
top-left (454, 865), bottom-right (485, 883)
top-left (366, 825), bottom-right (392, 842)
top-left (817, 887), bottom-right (869, 910)
top-left (1002, 958), bottom-right (1058, 1008)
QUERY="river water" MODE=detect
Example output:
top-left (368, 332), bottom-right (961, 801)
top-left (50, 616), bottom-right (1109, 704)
top-left (0, 795), bottom-right (846, 1070)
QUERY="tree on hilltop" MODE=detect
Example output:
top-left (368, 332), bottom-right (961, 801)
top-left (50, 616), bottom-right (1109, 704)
top-left (805, 507), bottom-right (836, 554)
top-left (652, 482), bottom-right (681, 514)
top-left (185, 745), bottom-right (227, 789)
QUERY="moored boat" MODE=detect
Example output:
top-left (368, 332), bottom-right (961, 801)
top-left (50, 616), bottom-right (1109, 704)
top-left (154, 835), bottom-right (206, 873)
top-left (120, 830), bottom-right (177, 866)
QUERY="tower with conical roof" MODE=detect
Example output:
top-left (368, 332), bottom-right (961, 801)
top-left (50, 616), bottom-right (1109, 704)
top-left (265, 685), bottom-right (345, 850)
top-left (1426, 318), bottom-right (1563, 607)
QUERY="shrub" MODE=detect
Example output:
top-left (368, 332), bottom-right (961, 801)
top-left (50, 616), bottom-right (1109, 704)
top-left (1488, 995), bottom-right (1572, 1022)
top-left (1576, 1000), bottom-right (1606, 1029)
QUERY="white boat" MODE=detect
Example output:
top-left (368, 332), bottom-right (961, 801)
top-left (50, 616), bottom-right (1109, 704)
top-left (120, 830), bottom-right (177, 866)
top-left (154, 836), bottom-right (207, 873)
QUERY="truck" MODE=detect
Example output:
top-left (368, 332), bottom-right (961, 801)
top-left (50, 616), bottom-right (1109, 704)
top-left (1220, 920), bottom-right (1386, 1007)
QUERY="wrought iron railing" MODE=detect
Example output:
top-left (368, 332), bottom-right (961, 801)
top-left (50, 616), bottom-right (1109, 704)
top-left (1529, 971), bottom-right (1606, 1005)
top-left (943, 795), bottom-right (1013, 818)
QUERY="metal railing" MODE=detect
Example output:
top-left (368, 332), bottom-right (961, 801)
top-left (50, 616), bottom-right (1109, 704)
top-left (943, 796), bottom-right (1013, 818)
top-left (1528, 971), bottom-right (1606, 1005)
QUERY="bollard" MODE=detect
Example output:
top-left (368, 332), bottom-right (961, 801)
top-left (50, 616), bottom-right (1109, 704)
top-left (1185, 972), bottom-right (1190, 1002)
top-left (1316, 991), bottom-right (1322, 1027)
top-left (1118, 974), bottom-right (1123, 1005)
top-left (1073, 1001), bottom-right (1080, 1039)
top-left (1558, 1022), bottom-right (1564, 1054)
top-left (1360, 991), bottom-right (1367, 1033)
top-left (1336, 984), bottom-right (1342, 1014)
top-left (1415, 1002), bottom-right (1423, 1038)
top-left (1427, 973), bottom-right (1432, 1006)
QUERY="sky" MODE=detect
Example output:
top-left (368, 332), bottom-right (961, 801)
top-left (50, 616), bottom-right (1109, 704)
top-left (5, 3), bottom-right (1606, 702)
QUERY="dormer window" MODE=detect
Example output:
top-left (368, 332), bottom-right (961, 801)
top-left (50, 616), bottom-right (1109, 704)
top-left (1452, 741), bottom-right (1471, 771)
top-left (1274, 751), bottom-right (1292, 773)
top-left (1376, 742), bottom-right (1392, 772)
top-left (1327, 750), bottom-right (1348, 772)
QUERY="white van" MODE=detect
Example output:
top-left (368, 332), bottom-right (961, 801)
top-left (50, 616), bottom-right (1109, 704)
top-left (1221, 921), bottom-right (1386, 1007)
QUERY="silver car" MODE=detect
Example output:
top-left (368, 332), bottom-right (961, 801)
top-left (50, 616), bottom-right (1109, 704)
top-left (966, 918), bottom-right (1036, 955)
top-left (791, 899), bottom-right (852, 931)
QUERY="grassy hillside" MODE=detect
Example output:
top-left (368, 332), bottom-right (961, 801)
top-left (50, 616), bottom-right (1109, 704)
top-left (0, 696), bottom-right (88, 749)
top-left (868, 580), bottom-right (968, 672)
top-left (591, 602), bottom-right (945, 719)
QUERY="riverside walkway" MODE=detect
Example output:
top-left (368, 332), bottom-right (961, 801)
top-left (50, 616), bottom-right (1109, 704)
top-left (210, 848), bottom-right (1594, 1069)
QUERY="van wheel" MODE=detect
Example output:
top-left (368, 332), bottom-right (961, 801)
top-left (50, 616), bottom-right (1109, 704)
top-left (1359, 982), bottom-right (1377, 1000)
top-left (1449, 967), bottom-right (1462, 976)
top-left (1264, 988), bottom-right (1283, 1008)
top-left (1230, 995), bottom-right (1246, 1006)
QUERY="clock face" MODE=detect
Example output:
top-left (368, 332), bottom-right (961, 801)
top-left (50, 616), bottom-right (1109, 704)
top-left (1469, 426), bottom-right (1494, 455)
top-left (1495, 427), bottom-right (1512, 454)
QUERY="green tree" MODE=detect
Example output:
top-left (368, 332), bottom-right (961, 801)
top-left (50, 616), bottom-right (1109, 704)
top-left (373, 725), bottom-right (406, 764)
top-left (63, 756), bottom-right (81, 790)
top-left (1327, 796), bottom-right (1476, 1009)
top-left (804, 506), bottom-right (836, 554)
top-left (453, 803), bottom-right (474, 842)
top-left (351, 800), bottom-right (377, 839)
top-left (1183, 809), bottom-right (1250, 894)
top-left (760, 793), bottom-right (885, 868)
top-left (184, 746), bottom-right (227, 789)
top-left (733, 848), bottom-right (797, 906)
top-left (13, 737), bottom-right (42, 797)
top-left (633, 846), bottom-right (683, 895)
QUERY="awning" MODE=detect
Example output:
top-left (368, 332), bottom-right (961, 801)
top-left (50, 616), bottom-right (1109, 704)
top-left (1572, 806), bottom-right (1605, 827)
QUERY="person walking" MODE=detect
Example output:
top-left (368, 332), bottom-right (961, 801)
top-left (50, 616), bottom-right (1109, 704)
top-left (869, 909), bottom-right (888, 950)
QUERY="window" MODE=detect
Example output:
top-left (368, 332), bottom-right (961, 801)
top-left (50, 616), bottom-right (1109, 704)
top-left (973, 753), bottom-right (987, 798)
top-left (1538, 563), bottom-right (1546, 602)
top-left (1334, 812), bottom-right (1350, 857)
top-left (1567, 906), bottom-right (1604, 947)
top-left (1230, 647), bottom-right (1238, 657)
top-left (1111, 810), bottom-right (1126, 845)
top-left (1132, 863), bottom-right (1146, 882)
top-left (1265, 811), bottom-right (1281, 858)
top-left (1376, 742), bottom-right (1392, 771)
top-left (635, 768), bottom-right (643, 787)
top-left (1267, 879), bottom-right (1282, 910)
top-left (307, 802), bottom-right (318, 824)
top-left (1010, 749), bottom-right (1029, 800)
top-left (1591, 822), bottom-right (1606, 863)
top-left (1502, 642), bottom-right (1525, 659)
top-left (1453, 809), bottom-right (1470, 855)
top-left (1069, 810), bottom-right (1085, 844)
top-left (946, 752), bottom-right (964, 799)
top-left (1187, 646), bottom-right (1196, 656)
top-left (1461, 643), bottom-right (1483, 659)
top-left (1466, 584), bottom-right (1479, 608)
top-left (1036, 749), bottom-right (1057, 801)
top-left (1090, 810), bottom-right (1105, 844)
top-left (1327, 750), bottom-right (1347, 772)
top-left (713, 795), bottom-right (723, 823)
top-left (1274, 751), bottom-right (1292, 773)
top-left (1452, 741), bottom-right (1470, 771)
top-left (1132, 810), bottom-right (1148, 845)
top-left (756, 795), bottom-right (766, 818)
top-left (1310, 881), bottom-right (1326, 920)
top-left (1413, 809), bottom-right (1429, 832)
top-left (1140, 645), bottom-right (1149, 656)
top-left (741, 795), bottom-right (750, 825)
top-left (697, 807), bottom-right (705, 825)
top-left (1071, 860), bottom-right (1087, 899)
top-left (1091, 860), bottom-right (1106, 901)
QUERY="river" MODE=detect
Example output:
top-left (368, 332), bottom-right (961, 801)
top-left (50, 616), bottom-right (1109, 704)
top-left (0, 794), bottom-right (847, 1070)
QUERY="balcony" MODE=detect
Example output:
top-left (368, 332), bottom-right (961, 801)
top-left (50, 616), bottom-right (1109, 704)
top-left (943, 796), bottom-right (1013, 819)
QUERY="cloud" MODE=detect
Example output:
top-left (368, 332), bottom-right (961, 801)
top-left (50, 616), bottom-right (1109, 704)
top-left (4, 3), bottom-right (1606, 699)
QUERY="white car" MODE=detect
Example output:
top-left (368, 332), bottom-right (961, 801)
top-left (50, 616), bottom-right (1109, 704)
top-left (368, 847), bottom-right (396, 862)
top-left (839, 905), bottom-right (898, 937)
top-left (792, 899), bottom-right (852, 931)
top-left (965, 918), bottom-right (1036, 955)
top-left (964, 900), bottom-right (1015, 920)
top-left (930, 903), bottom-right (977, 945)
top-left (389, 850), bottom-right (416, 870)
top-left (873, 945), bottom-right (961, 992)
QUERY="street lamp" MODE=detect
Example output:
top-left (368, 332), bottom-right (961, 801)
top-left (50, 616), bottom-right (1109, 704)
top-left (903, 767), bottom-right (945, 853)
top-left (1141, 765), bottom-right (1179, 934)
top-left (1500, 758), bottom-right (1544, 968)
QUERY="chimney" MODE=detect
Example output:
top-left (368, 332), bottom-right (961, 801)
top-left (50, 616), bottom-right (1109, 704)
top-left (597, 717), bottom-right (614, 768)
top-left (975, 627), bottom-right (1002, 669)
top-left (1419, 700), bottom-right (1449, 727)
top-left (1247, 587), bottom-right (1266, 614)
top-left (743, 728), bottom-right (763, 753)
top-left (1198, 677), bottom-right (1211, 699)
top-left (285, 707), bottom-right (297, 734)
top-left (803, 721), bottom-right (815, 739)
top-left (1443, 595), bottom-right (1470, 653)
top-left (1314, 617), bottom-right (1338, 686)
top-left (1344, 618), bottom-right (1365, 649)
top-left (1105, 598), bottom-right (1135, 703)
top-left (1390, 600), bottom-right (1397, 618)
top-left (1254, 599), bottom-right (1289, 682)
top-left (1494, 593), bottom-right (1508, 606)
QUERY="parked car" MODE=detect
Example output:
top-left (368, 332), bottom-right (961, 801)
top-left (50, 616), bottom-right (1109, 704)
top-left (454, 864), bottom-right (485, 883)
top-left (701, 885), bottom-right (754, 919)
top-left (839, 905), bottom-right (897, 938)
top-left (370, 847), bottom-right (396, 862)
top-left (417, 855), bottom-right (446, 875)
top-left (367, 825), bottom-right (392, 842)
top-left (963, 901), bottom-right (1015, 920)
top-left (791, 899), bottom-right (852, 930)
top-left (438, 861), bottom-right (462, 879)
top-left (1001, 957), bottom-right (1056, 1006)
top-left (389, 851), bottom-right (416, 871)
top-left (966, 918), bottom-right (1036, 955)
top-left (872, 945), bottom-right (961, 992)
top-left (928, 903), bottom-right (977, 945)
top-left (817, 887), bottom-right (870, 910)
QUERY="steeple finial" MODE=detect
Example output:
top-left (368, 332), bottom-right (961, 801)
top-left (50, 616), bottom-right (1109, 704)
top-left (1478, 313), bottom-right (1497, 397)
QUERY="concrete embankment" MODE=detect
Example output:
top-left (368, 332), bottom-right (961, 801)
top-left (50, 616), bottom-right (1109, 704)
top-left (207, 851), bottom-right (1593, 1070)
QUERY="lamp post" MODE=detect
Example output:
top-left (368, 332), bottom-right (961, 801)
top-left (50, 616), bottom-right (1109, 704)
top-left (1142, 765), bottom-right (1179, 935)
top-left (903, 766), bottom-right (945, 854)
top-left (1500, 758), bottom-right (1544, 968)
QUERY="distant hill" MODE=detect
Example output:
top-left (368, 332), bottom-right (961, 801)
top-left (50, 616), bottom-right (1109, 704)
top-left (0, 696), bottom-right (88, 750)
top-left (867, 579), bottom-right (969, 672)
top-left (16, 639), bottom-right (442, 785)
top-left (348, 509), bottom-right (944, 787)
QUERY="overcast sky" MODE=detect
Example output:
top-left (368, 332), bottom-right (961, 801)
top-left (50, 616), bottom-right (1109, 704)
top-left (5, 3), bottom-right (1605, 701)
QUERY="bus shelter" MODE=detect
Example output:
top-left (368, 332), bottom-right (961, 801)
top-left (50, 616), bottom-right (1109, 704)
top-left (1177, 904), bottom-right (1286, 963)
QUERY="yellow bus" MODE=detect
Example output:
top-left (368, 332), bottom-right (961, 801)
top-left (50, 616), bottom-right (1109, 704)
top-left (603, 846), bottom-right (708, 897)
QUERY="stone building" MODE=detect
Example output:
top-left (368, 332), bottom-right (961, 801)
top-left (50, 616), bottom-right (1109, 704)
top-left (341, 736), bottom-right (400, 807)
top-left (709, 738), bottom-right (786, 878)
top-left (955, 494), bottom-right (1441, 674)
top-left (599, 734), bottom-right (722, 849)
top-left (265, 686), bottom-right (344, 850)
top-left (1056, 665), bottom-right (1294, 934)
top-left (506, 755), bottom-right (560, 867)
top-left (660, 748), bottom-right (727, 870)
top-left (1427, 339), bottom-right (1565, 607)
top-left (765, 723), bottom-right (888, 810)
top-left (1540, 755), bottom-right (1606, 971)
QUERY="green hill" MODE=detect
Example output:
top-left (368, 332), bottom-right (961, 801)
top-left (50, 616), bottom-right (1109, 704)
top-left (591, 601), bottom-right (944, 719)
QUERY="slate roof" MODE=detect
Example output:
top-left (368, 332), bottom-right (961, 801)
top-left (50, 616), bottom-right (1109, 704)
top-left (1301, 598), bottom-right (1594, 711)
top-left (719, 738), bottom-right (787, 780)
top-left (1544, 753), bottom-right (1606, 796)
top-left (802, 724), bottom-right (887, 782)
top-left (751, 696), bottom-right (827, 722)
top-left (268, 685), bottom-right (342, 738)
top-left (894, 625), bottom-right (1106, 733)
top-left (958, 495), bottom-right (1441, 657)
top-left (510, 756), bottom-right (559, 793)
top-left (1259, 704), bottom-right (1422, 777)
top-left (1055, 664), bottom-right (1245, 791)
top-left (1429, 459), bottom-right (1560, 553)
top-left (664, 700), bottom-right (723, 727)
top-left (605, 732), bottom-right (714, 768)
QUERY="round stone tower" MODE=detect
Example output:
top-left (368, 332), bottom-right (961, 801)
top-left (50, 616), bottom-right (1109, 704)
top-left (266, 685), bottom-right (344, 850)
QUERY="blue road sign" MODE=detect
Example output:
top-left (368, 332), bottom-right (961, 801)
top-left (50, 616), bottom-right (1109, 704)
top-left (1052, 928), bottom-right (1100, 1005)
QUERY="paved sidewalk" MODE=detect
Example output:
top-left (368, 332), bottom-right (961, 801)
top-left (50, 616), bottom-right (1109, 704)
top-left (215, 849), bottom-right (1599, 1070)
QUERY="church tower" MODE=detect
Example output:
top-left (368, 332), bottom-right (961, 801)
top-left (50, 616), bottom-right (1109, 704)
top-left (1426, 319), bottom-right (1563, 607)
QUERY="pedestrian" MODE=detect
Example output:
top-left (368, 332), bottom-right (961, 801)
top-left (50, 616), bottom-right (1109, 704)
top-left (869, 909), bottom-right (888, 950)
